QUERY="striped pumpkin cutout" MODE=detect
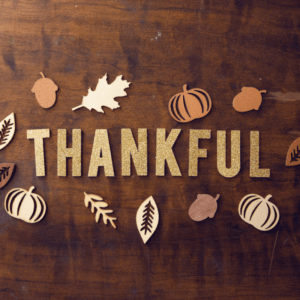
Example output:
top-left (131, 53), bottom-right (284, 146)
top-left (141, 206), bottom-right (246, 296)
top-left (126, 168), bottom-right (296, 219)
top-left (4, 186), bottom-right (46, 224)
top-left (238, 194), bottom-right (280, 231)
top-left (168, 85), bottom-right (212, 123)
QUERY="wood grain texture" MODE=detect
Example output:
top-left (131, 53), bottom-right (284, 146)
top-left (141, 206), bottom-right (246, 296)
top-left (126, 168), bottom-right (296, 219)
top-left (0, 0), bottom-right (299, 299)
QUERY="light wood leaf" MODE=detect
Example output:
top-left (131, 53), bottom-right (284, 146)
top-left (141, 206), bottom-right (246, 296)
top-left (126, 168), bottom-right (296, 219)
top-left (83, 192), bottom-right (117, 229)
top-left (0, 163), bottom-right (15, 189)
top-left (136, 196), bottom-right (159, 244)
top-left (0, 113), bottom-right (15, 150)
top-left (286, 137), bottom-right (300, 166)
top-left (72, 74), bottom-right (131, 113)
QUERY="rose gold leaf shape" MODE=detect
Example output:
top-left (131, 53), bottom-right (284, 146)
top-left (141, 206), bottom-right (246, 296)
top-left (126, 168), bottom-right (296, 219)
top-left (84, 192), bottom-right (117, 229)
top-left (0, 113), bottom-right (15, 150)
top-left (188, 194), bottom-right (220, 222)
top-left (0, 163), bottom-right (15, 189)
top-left (286, 137), bottom-right (300, 166)
top-left (233, 87), bottom-right (266, 112)
top-left (31, 72), bottom-right (58, 109)
top-left (136, 196), bottom-right (159, 244)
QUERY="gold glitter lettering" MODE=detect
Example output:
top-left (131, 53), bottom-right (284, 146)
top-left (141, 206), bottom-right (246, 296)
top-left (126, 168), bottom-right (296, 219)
top-left (189, 130), bottom-right (211, 176)
top-left (250, 131), bottom-right (270, 177)
top-left (217, 130), bottom-right (241, 178)
top-left (156, 128), bottom-right (181, 176)
top-left (57, 129), bottom-right (81, 177)
top-left (27, 129), bottom-right (50, 177)
top-left (88, 129), bottom-right (114, 177)
top-left (121, 128), bottom-right (147, 176)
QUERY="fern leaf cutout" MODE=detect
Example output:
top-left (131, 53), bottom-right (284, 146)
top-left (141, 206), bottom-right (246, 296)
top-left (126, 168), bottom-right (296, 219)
top-left (136, 196), bottom-right (159, 244)
top-left (0, 163), bottom-right (15, 189)
top-left (286, 137), bottom-right (300, 166)
top-left (0, 113), bottom-right (15, 150)
top-left (72, 74), bottom-right (131, 113)
top-left (84, 192), bottom-right (117, 229)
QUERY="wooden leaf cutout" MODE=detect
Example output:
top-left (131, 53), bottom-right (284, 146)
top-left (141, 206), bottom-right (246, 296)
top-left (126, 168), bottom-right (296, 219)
top-left (72, 73), bottom-right (131, 113)
top-left (286, 137), bottom-right (300, 166)
top-left (84, 192), bottom-right (117, 229)
top-left (136, 196), bottom-right (159, 244)
top-left (0, 163), bottom-right (15, 189)
top-left (0, 113), bottom-right (15, 150)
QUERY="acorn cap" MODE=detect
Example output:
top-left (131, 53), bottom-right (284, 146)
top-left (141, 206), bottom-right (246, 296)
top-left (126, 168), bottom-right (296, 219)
top-left (31, 72), bottom-right (58, 94)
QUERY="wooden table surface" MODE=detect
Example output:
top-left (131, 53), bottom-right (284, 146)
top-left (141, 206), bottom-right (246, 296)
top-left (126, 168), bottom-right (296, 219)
top-left (0, 0), bottom-right (299, 299)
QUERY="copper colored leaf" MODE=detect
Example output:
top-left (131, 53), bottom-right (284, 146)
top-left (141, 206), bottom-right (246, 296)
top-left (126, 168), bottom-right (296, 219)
top-left (286, 137), bottom-right (300, 166)
top-left (0, 163), bottom-right (15, 189)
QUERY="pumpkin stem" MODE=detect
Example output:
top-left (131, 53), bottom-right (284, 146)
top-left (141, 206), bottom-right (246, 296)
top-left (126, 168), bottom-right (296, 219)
top-left (215, 194), bottom-right (220, 201)
top-left (265, 194), bottom-right (273, 201)
top-left (183, 84), bottom-right (188, 93)
top-left (28, 186), bottom-right (36, 193)
top-left (40, 72), bottom-right (45, 78)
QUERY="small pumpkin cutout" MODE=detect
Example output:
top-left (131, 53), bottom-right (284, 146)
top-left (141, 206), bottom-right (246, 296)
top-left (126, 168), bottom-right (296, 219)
top-left (168, 85), bottom-right (212, 123)
top-left (238, 194), bottom-right (280, 231)
top-left (4, 186), bottom-right (47, 223)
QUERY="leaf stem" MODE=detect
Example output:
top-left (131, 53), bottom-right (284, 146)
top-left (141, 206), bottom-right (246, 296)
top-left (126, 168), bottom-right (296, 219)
top-left (72, 105), bottom-right (84, 111)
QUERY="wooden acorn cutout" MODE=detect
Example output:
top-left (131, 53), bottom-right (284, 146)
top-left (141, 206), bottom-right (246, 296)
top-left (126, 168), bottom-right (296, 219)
top-left (0, 163), bottom-right (15, 189)
top-left (286, 137), bottom-right (300, 166)
top-left (238, 194), bottom-right (280, 231)
top-left (4, 186), bottom-right (47, 224)
top-left (136, 196), bottom-right (159, 244)
top-left (168, 85), bottom-right (212, 123)
top-left (188, 194), bottom-right (220, 222)
top-left (233, 87), bottom-right (266, 112)
top-left (31, 72), bottom-right (58, 109)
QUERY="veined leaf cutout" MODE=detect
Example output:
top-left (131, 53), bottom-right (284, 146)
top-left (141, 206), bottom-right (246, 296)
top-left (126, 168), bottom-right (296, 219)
top-left (286, 137), bottom-right (300, 166)
top-left (0, 113), bottom-right (15, 150)
top-left (72, 74), bottom-right (131, 113)
top-left (136, 196), bottom-right (159, 244)
top-left (0, 163), bottom-right (15, 189)
top-left (84, 192), bottom-right (117, 229)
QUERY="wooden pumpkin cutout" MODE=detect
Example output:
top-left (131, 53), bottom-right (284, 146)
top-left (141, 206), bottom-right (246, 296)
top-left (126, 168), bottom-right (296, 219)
top-left (238, 194), bottom-right (280, 231)
top-left (84, 192), bottom-right (117, 229)
top-left (31, 72), bottom-right (58, 109)
top-left (0, 113), bottom-right (15, 150)
top-left (168, 85), bottom-right (212, 123)
top-left (286, 137), bottom-right (300, 166)
top-left (136, 196), bottom-right (159, 244)
top-left (4, 186), bottom-right (47, 224)
top-left (189, 194), bottom-right (220, 222)
top-left (0, 163), bottom-right (15, 189)
top-left (233, 87), bottom-right (266, 112)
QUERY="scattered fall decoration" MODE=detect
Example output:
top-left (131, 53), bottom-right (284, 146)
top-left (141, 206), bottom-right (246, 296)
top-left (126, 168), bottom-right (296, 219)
top-left (168, 84), bottom-right (212, 123)
top-left (238, 194), bottom-right (280, 231)
top-left (188, 194), bottom-right (220, 222)
top-left (72, 73), bottom-right (131, 113)
top-left (136, 196), bottom-right (159, 244)
top-left (4, 186), bottom-right (47, 224)
top-left (233, 87), bottom-right (266, 112)
top-left (31, 72), bottom-right (58, 109)
top-left (0, 163), bottom-right (15, 189)
top-left (0, 113), bottom-right (15, 150)
top-left (286, 137), bottom-right (300, 166)
top-left (84, 192), bottom-right (117, 229)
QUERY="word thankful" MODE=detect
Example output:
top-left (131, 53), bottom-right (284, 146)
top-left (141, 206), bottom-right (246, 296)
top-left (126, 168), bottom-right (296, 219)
top-left (27, 129), bottom-right (270, 178)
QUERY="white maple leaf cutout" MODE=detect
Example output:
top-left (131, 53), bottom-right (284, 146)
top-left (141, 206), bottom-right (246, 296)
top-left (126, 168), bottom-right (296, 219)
top-left (72, 74), bottom-right (131, 113)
